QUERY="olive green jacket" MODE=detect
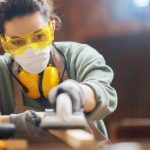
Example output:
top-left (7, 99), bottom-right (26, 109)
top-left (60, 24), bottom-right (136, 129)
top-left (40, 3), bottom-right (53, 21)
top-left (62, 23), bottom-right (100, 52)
top-left (0, 42), bottom-right (117, 136)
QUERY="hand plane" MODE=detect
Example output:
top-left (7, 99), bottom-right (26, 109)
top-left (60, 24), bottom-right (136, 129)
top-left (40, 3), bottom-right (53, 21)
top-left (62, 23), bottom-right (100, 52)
top-left (40, 93), bottom-right (88, 129)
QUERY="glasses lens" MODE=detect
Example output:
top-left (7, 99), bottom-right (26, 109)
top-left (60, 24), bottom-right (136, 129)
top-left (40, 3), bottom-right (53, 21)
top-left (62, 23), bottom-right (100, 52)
top-left (31, 33), bottom-right (47, 43)
top-left (31, 29), bottom-right (54, 49)
top-left (7, 38), bottom-right (27, 50)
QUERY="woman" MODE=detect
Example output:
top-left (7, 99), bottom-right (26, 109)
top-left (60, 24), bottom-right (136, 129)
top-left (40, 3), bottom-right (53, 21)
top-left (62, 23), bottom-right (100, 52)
top-left (0, 0), bottom-right (117, 139)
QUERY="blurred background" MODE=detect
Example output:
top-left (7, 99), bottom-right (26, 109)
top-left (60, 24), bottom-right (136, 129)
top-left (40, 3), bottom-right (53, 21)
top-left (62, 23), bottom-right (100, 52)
top-left (0, 0), bottom-right (150, 146)
top-left (53, 0), bottom-right (150, 145)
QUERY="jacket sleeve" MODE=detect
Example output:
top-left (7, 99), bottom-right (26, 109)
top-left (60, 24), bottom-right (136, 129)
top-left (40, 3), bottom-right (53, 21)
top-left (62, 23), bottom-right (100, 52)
top-left (0, 54), bottom-right (15, 115)
top-left (69, 43), bottom-right (118, 120)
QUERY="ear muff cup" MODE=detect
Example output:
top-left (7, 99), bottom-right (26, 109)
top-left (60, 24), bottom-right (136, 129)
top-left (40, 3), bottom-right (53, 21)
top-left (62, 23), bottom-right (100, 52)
top-left (17, 66), bottom-right (59, 99)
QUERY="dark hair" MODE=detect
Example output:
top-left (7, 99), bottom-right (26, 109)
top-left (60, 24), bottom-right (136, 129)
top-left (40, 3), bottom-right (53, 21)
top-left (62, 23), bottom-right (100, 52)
top-left (0, 0), bottom-right (61, 34)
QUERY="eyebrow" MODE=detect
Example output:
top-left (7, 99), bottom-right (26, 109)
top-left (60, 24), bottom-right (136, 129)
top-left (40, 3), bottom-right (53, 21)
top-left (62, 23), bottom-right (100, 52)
top-left (9, 36), bottom-right (21, 39)
top-left (8, 30), bottom-right (41, 39)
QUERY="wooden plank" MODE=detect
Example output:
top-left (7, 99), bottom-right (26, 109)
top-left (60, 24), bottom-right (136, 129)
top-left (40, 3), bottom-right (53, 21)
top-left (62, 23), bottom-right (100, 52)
top-left (0, 115), bottom-right (10, 124)
top-left (0, 140), bottom-right (28, 150)
top-left (37, 112), bottom-right (95, 149)
top-left (50, 129), bottom-right (95, 149)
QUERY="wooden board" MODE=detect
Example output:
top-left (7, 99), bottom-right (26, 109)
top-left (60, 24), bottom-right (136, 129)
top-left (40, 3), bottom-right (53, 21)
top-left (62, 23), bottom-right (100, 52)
top-left (0, 140), bottom-right (28, 150)
top-left (50, 129), bottom-right (95, 149)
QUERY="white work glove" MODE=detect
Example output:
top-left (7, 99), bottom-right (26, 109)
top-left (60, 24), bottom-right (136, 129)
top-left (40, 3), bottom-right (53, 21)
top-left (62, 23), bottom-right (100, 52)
top-left (9, 110), bottom-right (52, 142)
top-left (48, 79), bottom-right (84, 112)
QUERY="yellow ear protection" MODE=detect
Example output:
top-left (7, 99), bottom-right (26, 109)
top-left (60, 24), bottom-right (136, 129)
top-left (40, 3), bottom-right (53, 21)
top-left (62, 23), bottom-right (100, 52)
top-left (17, 66), bottom-right (59, 99)
top-left (10, 43), bottom-right (67, 100)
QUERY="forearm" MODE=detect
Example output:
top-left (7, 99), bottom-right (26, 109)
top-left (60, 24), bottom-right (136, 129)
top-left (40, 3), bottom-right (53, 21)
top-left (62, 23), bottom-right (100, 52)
top-left (80, 84), bottom-right (96, 112)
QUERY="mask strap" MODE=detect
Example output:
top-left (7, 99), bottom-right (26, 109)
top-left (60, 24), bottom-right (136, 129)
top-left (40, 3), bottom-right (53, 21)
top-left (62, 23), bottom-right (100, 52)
top-left (51, 43), bottom-right (69, 82)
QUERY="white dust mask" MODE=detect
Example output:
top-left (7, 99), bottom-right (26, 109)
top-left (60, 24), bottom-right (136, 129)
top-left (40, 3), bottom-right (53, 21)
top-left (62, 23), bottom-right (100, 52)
top-left (14, 46), bottom-right (51, 74)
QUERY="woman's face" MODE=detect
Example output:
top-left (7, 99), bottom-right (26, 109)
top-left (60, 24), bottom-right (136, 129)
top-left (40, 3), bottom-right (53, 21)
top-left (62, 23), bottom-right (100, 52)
top-left (4, 12), bottom-right (47, 37)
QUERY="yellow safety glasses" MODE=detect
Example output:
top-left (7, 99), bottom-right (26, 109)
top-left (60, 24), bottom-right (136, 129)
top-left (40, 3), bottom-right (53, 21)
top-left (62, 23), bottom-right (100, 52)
top-left (0, 21), bottom-right (54, 56)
